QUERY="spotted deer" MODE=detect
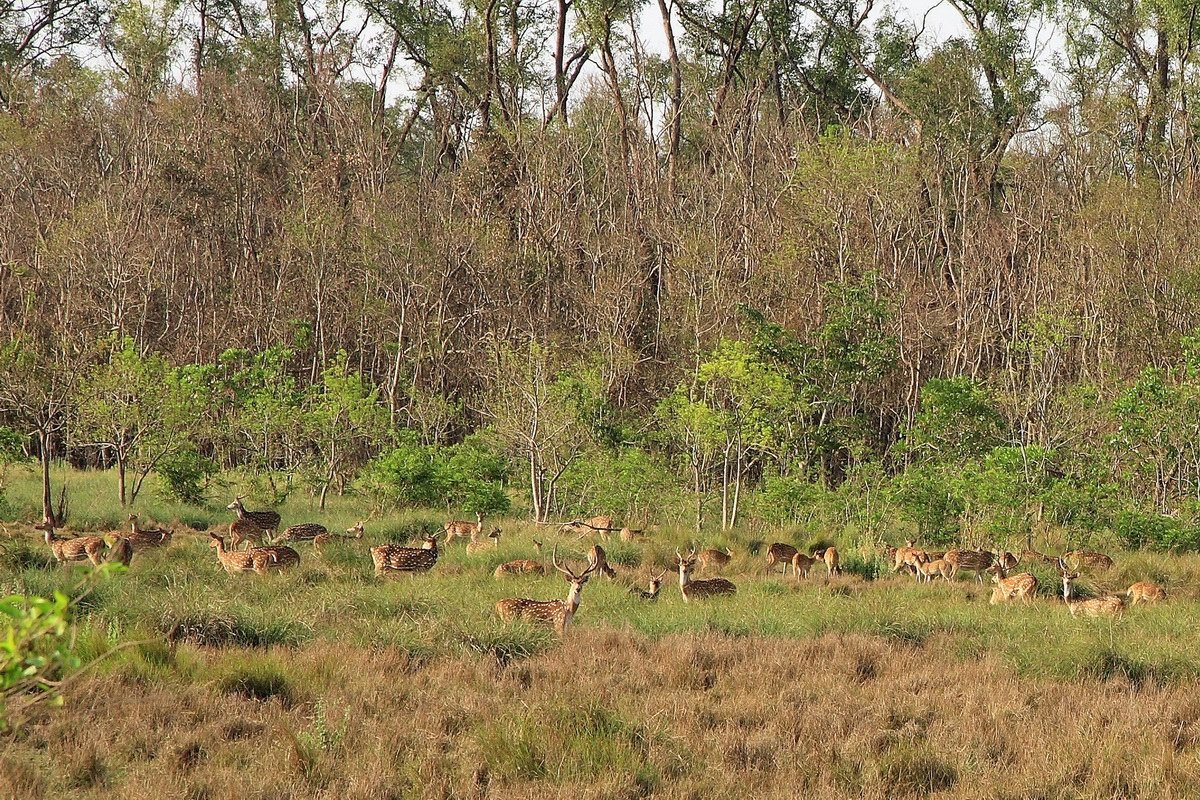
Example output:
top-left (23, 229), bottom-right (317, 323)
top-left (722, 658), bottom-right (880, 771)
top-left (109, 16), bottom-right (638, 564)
top-left (819, 546), bottom-right (842, 577)
top-left (697, 547), bottom-right (733, 572)
top-left (914, 552), bottom-right (952, 582)
top-left (1020, 548), bottom-right (1057, 565)
top-left (1126, 581), bottom-right (1167, 605)
top-left (629, 570), bottom-right (668, 600)
top-left (1058, 560), bottom-right (1124, 617)
top-left (208, 533), bottom-right (299, 575)
top-left (493, 559), bottom-right (546, 578)
top-left (278, 522), bottom-right (328, 542)
top-left (127, 514), bottom-right (172, 548)
top-left (561, 515), bottom-right (616, 538)
top-left (495, 546), bottom-right (599, 634)
top-left (892, 540), bottom-right (926, 577)
top-left (996, 551), bottom-right (1019, 572)
top-left (313, 522), bottom-right (366, 552)
top-left (943, 549), bottom-right (996, 583)
top-left (764, 542), bottom-right (799, 576)
top-left (466, 527), bottom-right (501, 554)
top-left (370, 533), bottom-right (440, 576)
top-left (443, 512), bottom-right (483, 544)
top-left (105, 536), bottom-right (134, 568)
top-left (987, 564), bottom-right (1038, 604)
top-left (226, 496), bottom-right (281, 537)
top-left (36, 522), bottom-right (106, 566)
top-left (587, 543), bottom-right (617, 578)
top-left (791, 551), bottom-right (818, 579)
top-left (619, 527), bottom-right (646, 542)
top-left (1063, 549), bottom-right (1114, 572)
top-left (228, 519), bottom-right (267, 550)
top-left (676, 548), bottom-right (737, 602)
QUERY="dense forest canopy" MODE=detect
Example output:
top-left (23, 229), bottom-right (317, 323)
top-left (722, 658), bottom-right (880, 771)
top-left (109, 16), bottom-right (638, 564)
top-left (3, 0), bottom-right (1200, 547)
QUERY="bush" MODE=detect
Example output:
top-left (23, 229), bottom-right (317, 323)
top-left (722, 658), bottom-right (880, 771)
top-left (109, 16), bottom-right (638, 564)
top-left (157, 450), bottom-right (218, 504)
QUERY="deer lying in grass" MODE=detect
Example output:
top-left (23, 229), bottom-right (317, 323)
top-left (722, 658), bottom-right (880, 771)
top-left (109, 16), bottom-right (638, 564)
top-left (493, 559), bottom-right (546, 578)
top-left (127, 514), bottom-right (172, 548)
top-left (619, 527), bottom-right (646, 542)
top-left (36, 522), bottom-right (106, 566)
top-left (277, 522), bottom-right (328, 542)
top-left (1126, 581), bottom-right (1167, 605)
top-left (466, 528), bottom-right (501, 554)
top-left (370, 533), bottom-right (440, 576)
top-left (1020, 548), bottom-right (1057, 564)
top-left (629, 571), bottom-right (667, 600)
top-left (208, 532), bottom-right (299, 575)
top-left (495, 546), bottom-right (598, 634)
top-left (226, 496), bottom-right (281, 537)
top-left (1058, 560), bottom-right (1124, 617)
top-left (443, 513), bottom-right (483, 544)
top-left (698, 547), bottom-right (733, 572)
top-left (676, 548), bottom-right (736, 602)
top-left (764, 542), bottom-right (799, 576)
top-left (1063, 549), bottom-right (1114, 572)
top-left (986, 564), bottom-right (1038, 605)
top-left (313, 521), bottom-right (366, 552)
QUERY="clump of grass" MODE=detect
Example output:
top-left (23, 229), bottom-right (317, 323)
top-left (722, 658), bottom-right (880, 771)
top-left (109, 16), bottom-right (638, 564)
top-left (217, 657), bottom-right (295, 706)
top-left (444, 621), bottom-right (555, 666)
top-left (877, 744), bottom-right (958, 796)
top-left (160, 609), bottom-right (312, 648)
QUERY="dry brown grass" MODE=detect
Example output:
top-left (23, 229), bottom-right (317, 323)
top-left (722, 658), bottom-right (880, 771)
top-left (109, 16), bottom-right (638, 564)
top-left (4, 629), bottom-right (1199, 799)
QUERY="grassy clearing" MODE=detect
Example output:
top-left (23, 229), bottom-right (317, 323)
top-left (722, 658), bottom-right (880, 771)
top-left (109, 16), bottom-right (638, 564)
top-left (4, 467), bottom-right (1200, 797)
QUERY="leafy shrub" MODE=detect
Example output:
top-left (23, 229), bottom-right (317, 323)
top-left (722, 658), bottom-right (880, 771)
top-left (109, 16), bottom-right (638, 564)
top-left (157, 449), bottom-right (218, 504)
top-left (357, 433), bottom-right (510, 514)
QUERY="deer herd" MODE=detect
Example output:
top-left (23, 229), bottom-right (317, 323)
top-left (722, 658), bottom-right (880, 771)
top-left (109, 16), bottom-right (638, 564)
top-left (28, 499), bottom-right (1172, 636)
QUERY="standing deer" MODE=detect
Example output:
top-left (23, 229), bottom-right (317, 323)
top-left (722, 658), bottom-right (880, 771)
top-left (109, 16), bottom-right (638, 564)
top-left (791, 551), bottom-right (818, 579)
top-left (227, 496), bottom-right (281, 538)
top-left (1063, 549), bottom-right (1114, 572)
top-left (697, 547), bottom-right (733, 572)
top-left (914, 552), bottom-right (952, 582)
top-left (818, 546), bottom-right (841, 577)
top-left (943, 549), bottom-right (996, 583)
top-left (764, 542), bottom-right (799, 576)
top-left (495, 546), bottom-right (599, 634)
top-left (675, 548), bottom-right (737, 602)
top-left (36, 522), bottom-right (106, 566)
top-left (228, 519), bottom-right (267, 550)
top-left (892, 541), bottom-right (926, 577)
top-left (587, 543), bottom-right (617, 578)
top-left (443, 512), bottom-right (483, 544)
top-left (1126, 581), bottom-right (1167, 605)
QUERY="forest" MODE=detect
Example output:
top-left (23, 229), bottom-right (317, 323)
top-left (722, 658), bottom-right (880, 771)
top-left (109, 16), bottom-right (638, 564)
top-left (3, 0), bottom-right (1200, 549)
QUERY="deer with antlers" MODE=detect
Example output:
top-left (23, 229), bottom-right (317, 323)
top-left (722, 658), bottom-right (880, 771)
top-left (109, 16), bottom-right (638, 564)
top-left (1058, 559), bottom-right (1125, 617)
top-left (629, 570), bottom-right (668, 600)
top-left (675, 548), bottom-right (737, 602)
top-left (495, 546), bottom-right (599, 634)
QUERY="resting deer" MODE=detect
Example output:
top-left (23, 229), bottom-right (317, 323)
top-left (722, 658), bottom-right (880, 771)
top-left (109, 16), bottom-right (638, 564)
top-left (1020, 548), bottom-right (1056, 564)
top-left (228, 519), bottom-right (267, 550)
top-left (629, 570), bottom-right (667, 600)
top-left (226, 495), bottom-right (281, 537)
top-left (764, 542), bottom-right (799, 576)
top-left (313, 522), bottom-right (366, 552)
top-left (277, 522), bottom-right (328, 542)
top-left (619, 527), bottom-right (646, 542)
top-left (127, 514), bottom-right (172, 548)
top-left (208, 532), bottom-right (299, 575)
top-left (370, 533), bottom-right (440, 576)
top-left (943, 549), bottom-right (996, 583)
top-left (676, 548), bottom-right (736, 602)
top-left (587, 543), bottom-right (617, 578)
top-left (495, 546), bottom-right (599, 634)
top-left (493, 559), bottom-right (546, 578)
top-left (466, 527), bottom-right (502, 554)
top-left (561, 515), bottom-right (616, 538)
top-left (697, 547), bottom-right (733, 572)
top-left (1126, 581), bottom-right (1167, 605)
top-left (1063, 549), bottom-right (1114, 572)
top-left (986, 563), bottom-right (1038, 604)
top-left (443, 512), bottom-right (483, 544)
top-left (36, 522), bottom-right (105, 566)
top-left (105, 535), bottom-right (134, 568)
top-left (1058, 560), bottom-right (1124, 617)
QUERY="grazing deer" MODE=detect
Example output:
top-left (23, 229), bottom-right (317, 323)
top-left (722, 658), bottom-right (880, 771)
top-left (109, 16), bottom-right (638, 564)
top-left (228, 519), bottom-right (267, 550)
top-left (208, 533), bottom-right (299, 575)
top-left (893, 541), bottom-right (926, 577)
top-left (1058, 560), bottom-right (1124, 617)
top-left (1126, 581), bottom-right (1167, 605)
top-left (791, 551), bottom-right (818, 579)
top-left (105, 536), bottom-right (134, 567)
top-left (914, 552), bottom-right (952, 582)
top-left (943, 549), bottom-right (996, 583)
top-left (765, 542), bottom-right (799, 576)
top-left (629, 570), bottom-right (668, 600)
top-left (127, 514), bottom-right (172, 548)
top-left (495, 546), bottom-right (599, 634)
top-left (313, 522), bottom-right (365, 552)
top-left (675, 548), bottom-right (737, 602)
top-left (561, 515), bottom-right (616, 538)
top-left (619, 527), bottom-right (646, 542)
top-left (493, 559), bottom-right (546, 578)
top-left (443, 512), bottom-right (483, 544)
top-left (36, 522), bottom-right (106, 566)
top-left (226, 496), bottom-right (281, 537)
top-left (697, 547), bottom-right (733, 572)
top-left (1063, 549), bottom-right (1114, 572)
top-left (466, 527), bottom-right (502, 554)
top-left (587, 543), bottom-right (617, 578)
top-left (987, 564), bottom-right (1038, 604)
top-left (819, 546), bottom-right (842, 577)
top-left (370, 533), bottom-right (440, 576)
top-left (277, 522), bottom-right (328, 542)
top-left (1020, 548), bottom-right (1056, 564)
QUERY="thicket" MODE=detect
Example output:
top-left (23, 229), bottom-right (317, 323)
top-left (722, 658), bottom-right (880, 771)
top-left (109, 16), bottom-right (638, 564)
top-left (5, 0), bottom-right (1200, 548)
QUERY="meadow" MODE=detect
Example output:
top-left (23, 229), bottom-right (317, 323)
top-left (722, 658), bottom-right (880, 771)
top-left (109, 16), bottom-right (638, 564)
top-left (3, 469), bottom-right (1200, 798)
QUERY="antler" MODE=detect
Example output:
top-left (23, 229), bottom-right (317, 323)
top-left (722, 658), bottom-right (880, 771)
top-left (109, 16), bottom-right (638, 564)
top-left (552, 544), bottom-right (577, 579)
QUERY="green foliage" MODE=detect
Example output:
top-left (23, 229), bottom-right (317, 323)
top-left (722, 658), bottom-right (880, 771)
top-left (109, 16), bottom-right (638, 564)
top-left (906, 377), bottom-right (1006, 463)
top-left (156, 449), bottom-right (218, 504)
top-left (358, 433), bottom-right (510, 514)
top-left (0, 591), bottom-right (78, 730)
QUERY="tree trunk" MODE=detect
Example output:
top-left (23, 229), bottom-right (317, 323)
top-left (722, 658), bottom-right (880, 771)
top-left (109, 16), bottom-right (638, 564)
top-left (117, 453), bottom-right (128, 507)
top-left (39, 428), bottom-right (53, 523)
